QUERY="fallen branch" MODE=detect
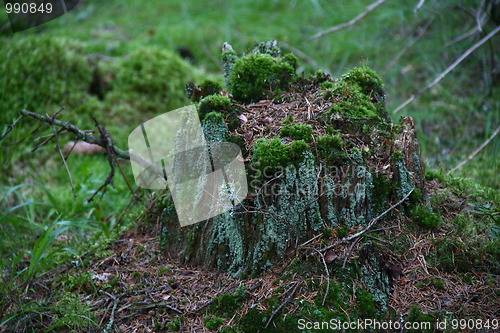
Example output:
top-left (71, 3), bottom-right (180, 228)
top-left (308, 0), bottom-right (388, 40)
top-left (448, 125), bottom-right (500, 174)
top-left (87, 118), bottom-right (115, 202)
top-left (393, 24), bottom-right (500, 114)
top-left (385, 18), bottom-right (434, 72)
top-left (0, 115), bottom-right (23, 141)
top-left (265, 281), bottom-right (300, 329)
top-left (19, 109), bottom-right (130, 159)
top-left (318, 186), bottom-right (415, 253)
top-left (301, 247), bottom-right (330, 306)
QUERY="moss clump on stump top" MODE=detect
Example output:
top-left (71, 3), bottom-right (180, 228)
top-left (321, 66), bottom-right (389, 121)
top-left (223, 41), bottom-right (298, 103)
top-left (229, 53), bottom-right (296, 103)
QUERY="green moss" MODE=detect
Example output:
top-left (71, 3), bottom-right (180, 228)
top-left (371, 173), bottom-right (393, 213)
top-left (229, 53), bottom-right (296, 103)
top-left (406, 306), bottom-right (434, 332)
top-left (316, 134), bottom-right (345, 163)
top-left (314, 281), bottom-right (345, 308)
top-left (106, 46), bottom-right (203, 113)
top-left (0, 35), bottom-right (92, 124)
top-left (289, 140), bottom-right (310, 162)
top-left (211, 294), bottom-right (239, 317)
top-left (411, 205), bottom-right (442, 229)
top-left (204, 317), bottom-right (224, 331)
top-left (391, 150), bottom-right (404, 161)
top-left (252, 138), bottom-right (291, 174)
top-left (356, 288), bottom-right (376, 318)
top-left (282, 52), bottom-right (299, 70)
top-left (327, 80), bottom-right (378, 118)
top-left (310, 70), bottom-right (331, 86)
top-left (341, 66), bottom-right (387, 119)
top-left (409, 187), bottom-right (423, 204)
top-left (431, 234), bottom-right (500, 274)
top-left (167, 317), bottom-right (181, 331)
top-left (336, 226), bottom-right (349, 238)
top-left (430, 277), bottom-right (445, 290)
top-left (280, 124), bottom-right (313, 142)
top-left (199, 79), bottom-right (223, 95)
top-left (238, 308), bottom-right (266, 332)
top-left (199, 94), bottom-right (232, 119)
top-left (282, 115), bottom-right (294, 125)
top-left (319, 81), bottom-right (335, 89)
top-left (425, 169), bottom-right (446, 182)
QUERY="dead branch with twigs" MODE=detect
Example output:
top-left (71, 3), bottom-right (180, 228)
top-left (4, 108), bottom-right (142, 202)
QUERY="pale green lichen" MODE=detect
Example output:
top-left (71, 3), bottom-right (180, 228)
top-left (361, 245), bottom-right (391, 314)
top-left (394, 158), bottom-right (415, 200)
top-left (203, 112), bottom-right (229, 142)
top-left (222, 42), bottom-right (238, 90)
top-left (322, 177), bottom-right (339, 227)
top-left (250, 151), bottom-right (322, 272)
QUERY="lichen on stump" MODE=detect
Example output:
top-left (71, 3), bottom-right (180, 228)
top-left (154, 42), bottom-right (426, 278)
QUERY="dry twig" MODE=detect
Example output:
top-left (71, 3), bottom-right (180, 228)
top-left (448, 125), bottom-right (500, 174)
top-left (393, 25), bottom-right (500, 114)
top-left (308, 0), bottom-right (388, 40)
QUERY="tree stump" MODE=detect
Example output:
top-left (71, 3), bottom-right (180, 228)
top-left (152, 42), bottom-right (426, 278)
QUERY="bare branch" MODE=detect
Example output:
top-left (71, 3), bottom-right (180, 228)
top-left (385, 18), bottom-right (434, 72)
top-left (308, 0), bottom-right (388, 40)
top-left (264, 281), bottom-right (300, 328)
top-left (445, 26), bottom-right (480, 47)
top-left (448, 125), bottom-right (500, 174)
top-left (87, 118), bottom-right (115, 202)
top-left (0, 115), bottom-right (24, 141)
top-left (393, 24), bottom-right (500, 114)
top-left (19, 109), bottom-right (130, 159)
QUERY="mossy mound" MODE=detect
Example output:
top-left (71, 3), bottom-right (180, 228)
top-left (103, 47), bottom-right (205, 114)
top-left (1, 34), bottom-right (211, 149)
top-left (0, 35), bottom-right (92, 124)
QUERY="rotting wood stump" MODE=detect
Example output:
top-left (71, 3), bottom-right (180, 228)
top-left (150, 41), bottom-right (426, 280)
